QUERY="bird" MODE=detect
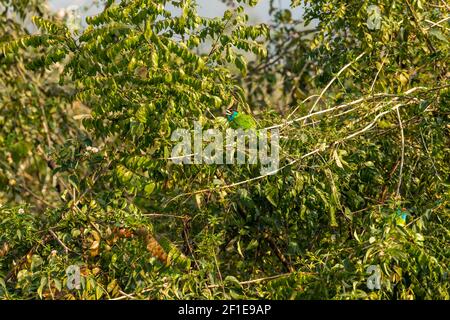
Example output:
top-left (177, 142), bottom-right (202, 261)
top-left (395, 208), bottom-right (408, 225)
top-left (225, 109), bottom-right (257, 130)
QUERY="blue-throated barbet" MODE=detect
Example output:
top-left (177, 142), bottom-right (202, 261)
top-left (226, 109), bottom-right (257, 130)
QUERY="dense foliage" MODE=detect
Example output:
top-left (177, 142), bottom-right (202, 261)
top-left (0, 0), bottom-right (449, 299)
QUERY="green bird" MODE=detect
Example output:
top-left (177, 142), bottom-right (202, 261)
top-left (395, 207), bottom-right (409, 226)
top-left (226, 109), bottom-right (257, 130)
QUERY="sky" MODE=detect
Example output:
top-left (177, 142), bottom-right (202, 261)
top-left (49, 0), bottom-right (304, 24)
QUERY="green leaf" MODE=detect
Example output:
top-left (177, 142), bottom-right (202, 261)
top-left (37, 277), bottom-right (47, 299)
top-left (224, 276), bottom-right (243, 288)
top-left (144, 182), bottom-right (156, 195)
top-left (235, 55), bottom-right (247, 76)
top-left (54, 279), bottom-right (62, 292)
top-left (429, 29), bottom-right (448, 43)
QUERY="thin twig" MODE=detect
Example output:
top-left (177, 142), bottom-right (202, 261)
top-left (19, 185), bottom-right (58, 209)
top-left (395, 107), bottom-right (405, 196)
top-left (370, 55), bottom-right (387, 93)
top-left (118, 290), bottom-right (137, 300)
top-left (304, 52), bottom-right (366, 123)
top-left (425, 17), bottom-right (450, 31)
top-left (49, 229), bottom-right (71, 254)
top-left (419, 129), bottom-right (442, 181)
top-left (266, 85), bottom-right (442, 131)
top-left (142, 213), bottom-right (189, 219)
top-left (405, 0), bottom-right (436, 53)
top-left (206, 271), bottom-right (316, 288)
top-left (164, 148), bottom-right (321, 206)
top-left (264, 233), bottom-right (294, 272)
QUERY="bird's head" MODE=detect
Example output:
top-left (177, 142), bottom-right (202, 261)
top-left (225, 109), bottom-right (238, 121)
